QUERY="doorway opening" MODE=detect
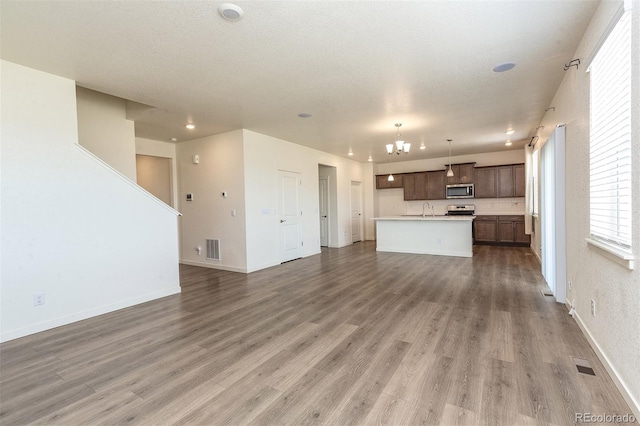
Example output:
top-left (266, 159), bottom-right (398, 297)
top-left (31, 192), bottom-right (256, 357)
top-left (136, 154), bottom-right (173, 207)
top-left (318, 165), bottom-right (338, 247)
top-left (351, 181), bottom-right (363, 243)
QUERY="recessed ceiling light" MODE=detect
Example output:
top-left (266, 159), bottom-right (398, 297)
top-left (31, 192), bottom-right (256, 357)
top-left (493, 62), bottom-right (516, 73)
top-left (185, 124), bottom-right (195, 130)
top-left (505, 129), bottom-right (515, 135)
top-left (348, 151), bottom-right (354, 156)
top-left (368, 156), bottom-right (373, 162)
top-left (419, 144), bottom-right (426, 150)
top-left (505, 141), bottom-right (513, 146)
top-left (218, 3), bottom-right (244, 21)
top-left (171, 137), bottom-right (177, 142)
top-left (298, 113), bottom-right (312, 118)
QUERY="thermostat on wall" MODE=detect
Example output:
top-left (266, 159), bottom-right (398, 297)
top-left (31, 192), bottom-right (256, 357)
top-left (186, 193), bottom-right (193, 201)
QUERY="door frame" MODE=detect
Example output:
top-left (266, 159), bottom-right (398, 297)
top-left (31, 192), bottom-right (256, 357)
top-left (319, 176), bottom-right (330, 247)
top-left (350, 180), bottom-right (363, 243)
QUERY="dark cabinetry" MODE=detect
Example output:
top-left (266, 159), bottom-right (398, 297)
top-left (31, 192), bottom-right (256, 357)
top-left (474, 215), bottom-right (530, 246)
top-left (513, 164), bottom-right (525, 197)
top-left (474, 167), bottom-right (497, 198)
top-left (474, 164), bottom-right (525, 198)
top-left (473, 215), bottom-right (498, 243)
top-left (376, 174), bottom-right (403, 189)
top-left (403, 171), bottom-right (445, 200)
top-left (446, 163), bottom-right (475, 185)
top-left (427, 170), bottom-right (445, 200)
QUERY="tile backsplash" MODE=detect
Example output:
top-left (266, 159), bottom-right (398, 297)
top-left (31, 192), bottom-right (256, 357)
top-left (402, 198), bottom-right (525, 216)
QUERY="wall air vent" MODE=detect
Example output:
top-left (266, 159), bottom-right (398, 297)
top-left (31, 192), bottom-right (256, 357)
top-left (206, 239), bottom-right (220, 261)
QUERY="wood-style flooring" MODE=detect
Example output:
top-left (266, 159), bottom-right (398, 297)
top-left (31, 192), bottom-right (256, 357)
top-left (0, 242), bottom-right (635, 425)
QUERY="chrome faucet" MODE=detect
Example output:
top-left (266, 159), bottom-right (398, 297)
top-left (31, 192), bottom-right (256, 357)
top-left (422, 202), bottom-right (434, 218)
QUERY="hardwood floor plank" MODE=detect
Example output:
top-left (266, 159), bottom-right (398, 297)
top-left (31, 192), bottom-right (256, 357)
top-left (440, 403), bottom-right (480, 426)
top-left (361, 392), bottom-right (414, 426)
top-left (328, 339), bottom-right (411, 425)
top-left (480, 358), bottom-right (518, 425)
top-left (0, 242), bottom-right (634, 426)
top-left (487, 309), bottom-right (515, 363)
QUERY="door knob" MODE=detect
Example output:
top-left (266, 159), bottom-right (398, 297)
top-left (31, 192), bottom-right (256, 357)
top-left (322, 215), bottom-right (327, 218)
top-left (280, 219), bottom-right (286, 223)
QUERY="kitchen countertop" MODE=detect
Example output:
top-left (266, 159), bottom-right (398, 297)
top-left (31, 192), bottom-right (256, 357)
top-left (373, 215), bottom-right (475, 221)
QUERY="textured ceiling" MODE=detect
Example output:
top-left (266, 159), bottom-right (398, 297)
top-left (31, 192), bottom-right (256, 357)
top-left (0, 0), bottom-right (599, 163)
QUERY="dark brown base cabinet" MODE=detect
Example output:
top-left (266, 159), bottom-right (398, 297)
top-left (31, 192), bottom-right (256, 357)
top-left (474, 215), bottom-right (530, 246)
top-left (473, 216), bottom-right (498, 243)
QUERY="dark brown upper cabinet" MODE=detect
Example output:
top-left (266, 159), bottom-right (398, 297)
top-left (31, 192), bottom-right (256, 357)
top-left (474, 167), bottom-right (497, 198)
top-left (376, 174), bottom-right (404, 189)
top-left (445, 163), bottom-right (475, 185)
top-left (404, 172), bottom-right (438, 200)
top-left (474, 164), bottom-right (525, 198)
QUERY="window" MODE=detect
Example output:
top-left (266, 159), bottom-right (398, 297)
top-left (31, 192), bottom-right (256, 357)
top-left (588, 8), bottom-right (632, 253)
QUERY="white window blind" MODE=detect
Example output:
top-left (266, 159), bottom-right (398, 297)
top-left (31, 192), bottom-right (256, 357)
top-left (589, 9), bottom-right (632, 251)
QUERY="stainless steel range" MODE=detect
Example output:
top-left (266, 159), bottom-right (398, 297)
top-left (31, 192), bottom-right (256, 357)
top-left (446, 204), bottom-right (475, 216)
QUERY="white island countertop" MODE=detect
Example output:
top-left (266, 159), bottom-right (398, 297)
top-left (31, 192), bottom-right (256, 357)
top-left (373, 215), bottom-right (475, 221)
top-left (373, 215), bottom-right (474, 257)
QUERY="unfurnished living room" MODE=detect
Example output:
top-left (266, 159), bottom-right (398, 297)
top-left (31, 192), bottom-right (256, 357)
top-left (1, 1), bottom-right (638, 425)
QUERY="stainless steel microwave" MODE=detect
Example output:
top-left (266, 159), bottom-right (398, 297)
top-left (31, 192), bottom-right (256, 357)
top-left (446, 183), bottom-right (474, 199)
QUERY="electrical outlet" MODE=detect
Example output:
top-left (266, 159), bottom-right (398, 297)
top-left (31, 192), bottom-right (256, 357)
top-left (33, 293), bottom-right (45, 306)
top-left (591, 299), bottom-right (596, 317)
top-left (568, 279), bottom-right (572, 290)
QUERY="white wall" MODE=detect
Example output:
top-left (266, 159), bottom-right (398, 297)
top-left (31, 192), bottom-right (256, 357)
top-left (373, 150), bottom-right (526, 217)
top-left (535, 0), bottom-right (639, 416)
top-left (76, 86), bottom-right (137, 181)
top-left (135, 137), bottom-right (178, 209)
top-left (243, 130), bottom-right (370, 272)
top-left (0, 61), bottom-right (181, 342)
top-left (176, 131), bottom-right (248, 272)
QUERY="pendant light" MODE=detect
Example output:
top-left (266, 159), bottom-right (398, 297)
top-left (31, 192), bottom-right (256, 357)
top-left (388, 174), bottom-right (395, 182)
top-left (446, 139), bottom-right (454, 177)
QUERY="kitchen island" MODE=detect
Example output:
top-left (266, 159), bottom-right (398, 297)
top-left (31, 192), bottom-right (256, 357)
top-left (373, 215), bottom-right (475, 257)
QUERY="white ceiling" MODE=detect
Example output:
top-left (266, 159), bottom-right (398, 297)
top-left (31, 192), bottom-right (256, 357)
top-left (1, 0), bottom-right (599, 163)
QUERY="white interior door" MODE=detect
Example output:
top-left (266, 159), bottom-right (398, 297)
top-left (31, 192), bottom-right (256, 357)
top-left (351, 181), bottom-right (362, 243)
top-left (541, 126), bottom-right (566, 304)
top-left (319, 177), bottom-right (329, 246)
top-left (278, 170), bottom-right (302, 263)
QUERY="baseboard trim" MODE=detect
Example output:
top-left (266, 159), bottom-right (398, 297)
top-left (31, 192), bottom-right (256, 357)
top-left (180, 259), bottom-right (247, 274)
top-left (573, 311), bottom-right (640, 420)
top-left (531, 245), bottom-right (542, 263)
top-left (0, 286), bottom-right (181, 343)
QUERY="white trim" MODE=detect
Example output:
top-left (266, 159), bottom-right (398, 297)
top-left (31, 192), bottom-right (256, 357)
top-left (585, 238), bottom-right (635, 270)
top-left (330, 241), bottom-right (353, 249)
top-left (573, 311), bottom-right (640, 420)
top-left (180, 259), bottom-right (247, 274)
top-left (0, 287), bottom-right (181, 343)
top-left (585, 2), bottom-right (626, 71)
top-left (76, 144), bottom-right (182, 217)
top-left (530, 245), bottom-right (542, 264)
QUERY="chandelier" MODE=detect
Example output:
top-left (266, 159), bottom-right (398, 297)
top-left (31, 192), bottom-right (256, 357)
top-left (386, 123), bottom-right (411, 155)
